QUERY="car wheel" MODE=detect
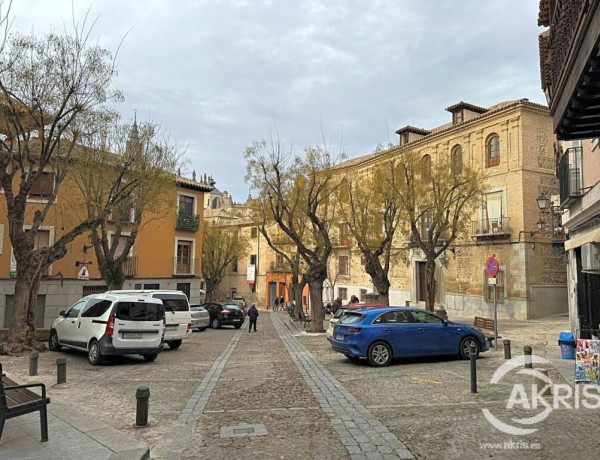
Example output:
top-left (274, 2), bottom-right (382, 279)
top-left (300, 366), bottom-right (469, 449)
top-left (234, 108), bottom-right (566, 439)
top-left (459, 336), bottom-right (480, 360)
top-left (143, 353), bottom-right (158, 362)
top-left (234, 324), bottom-right (242, 329)
top-left (49, 330), bottom-right (61, 351)
top-left (368, 341), bottom-right (392, 367)
top-left (88, 339), bottom-right (103, 365)
top-left (212, 318), bottom-right (221, 329)
top-left (168, 340), bottom-right (182, 350)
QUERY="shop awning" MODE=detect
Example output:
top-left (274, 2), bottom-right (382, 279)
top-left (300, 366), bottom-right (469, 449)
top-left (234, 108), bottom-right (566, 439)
top-left (565, 227), bottom-right (600, 251)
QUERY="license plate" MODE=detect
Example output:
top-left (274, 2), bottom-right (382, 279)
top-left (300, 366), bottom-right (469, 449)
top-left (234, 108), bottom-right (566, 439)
top-left (123, 332), bottom-right (142, 339)
top-left (335, 334), bottom-right (344, 341)
top-left (233, 319), bottom-right (241, 322)
top-left (166, 325), bottom-right (178, 331)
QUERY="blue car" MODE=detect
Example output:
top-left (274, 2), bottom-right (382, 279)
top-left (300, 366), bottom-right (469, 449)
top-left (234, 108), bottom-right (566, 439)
top-left (331, 307), bottom-right (488, 367)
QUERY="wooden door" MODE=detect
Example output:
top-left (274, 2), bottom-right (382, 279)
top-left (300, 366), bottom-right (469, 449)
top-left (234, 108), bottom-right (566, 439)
top-left (417, 262), bottom-right (427, 302)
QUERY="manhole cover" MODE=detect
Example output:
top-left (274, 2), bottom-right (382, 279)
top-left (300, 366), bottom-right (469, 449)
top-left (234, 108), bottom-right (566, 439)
top-left (220, 423), bottom-right (269, 438)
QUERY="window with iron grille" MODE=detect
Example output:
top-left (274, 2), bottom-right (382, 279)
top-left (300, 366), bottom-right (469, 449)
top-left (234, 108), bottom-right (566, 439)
top-left (484, 270), bottom-right (504, 303)
top-left (338, 254), bottom-right (350, 277)
top-left (338, 287), bottom-right (348, 300)
top-left (29, 172), bottom-right (55, 197)
top-left (82, 285), bottom-right (107, 297)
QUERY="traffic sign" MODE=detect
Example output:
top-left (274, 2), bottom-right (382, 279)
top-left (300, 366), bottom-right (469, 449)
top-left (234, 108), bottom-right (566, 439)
top-left (485, 257), bottom-right (499, 277)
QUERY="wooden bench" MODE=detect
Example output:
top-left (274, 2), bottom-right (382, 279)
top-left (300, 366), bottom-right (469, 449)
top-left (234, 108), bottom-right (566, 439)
top-left (473, 316), bottom-right (501, 346)
top-left (0, 364), bottom-right (50, 442)
top-left (299, 309), bottom-right (312, 328)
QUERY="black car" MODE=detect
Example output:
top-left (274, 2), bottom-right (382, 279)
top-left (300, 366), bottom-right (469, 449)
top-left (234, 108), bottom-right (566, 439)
top-left (201, 302), bottom-right (245, 329)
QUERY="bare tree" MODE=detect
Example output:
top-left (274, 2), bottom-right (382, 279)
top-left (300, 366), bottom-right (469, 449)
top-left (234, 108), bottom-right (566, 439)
top-left (245, 137), bottom-right (343, 332)
top-left (248, 194), bottom-right (307, 318)
top-left (202, 218), bottom-right (249, 301)
top-left (337, 159), bottom-right (404, 305)
top-left (0, 22), bottom-right (127, 350)
top-left (74, 118), bottom-right (183, 290)
top-left (398, 151), bottom-right (485, 311)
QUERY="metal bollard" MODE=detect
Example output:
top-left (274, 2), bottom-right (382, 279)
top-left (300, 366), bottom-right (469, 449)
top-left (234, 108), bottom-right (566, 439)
top-left (503, 339), bottom-right (511, 360)
top-left (524, 346), bottom-right (533, 369)
top-left (136, 386), bottom-right (150, 427)
top-left (56, 358), bottom-right (67, 384)
top-left (29, 351), bottom-right (39, 376)
top-left (470, 345), bottom-right (477, 393)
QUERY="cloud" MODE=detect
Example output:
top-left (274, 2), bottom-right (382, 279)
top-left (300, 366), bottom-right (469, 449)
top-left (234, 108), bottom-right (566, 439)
top-left (10, 0), bottom-right (546, 200)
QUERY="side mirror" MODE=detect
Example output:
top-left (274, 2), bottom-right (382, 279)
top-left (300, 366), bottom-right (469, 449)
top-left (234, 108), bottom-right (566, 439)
top-left (59, 310), bottom-right (66, 317)
top-left (442, 320), bottom-right (448, 326)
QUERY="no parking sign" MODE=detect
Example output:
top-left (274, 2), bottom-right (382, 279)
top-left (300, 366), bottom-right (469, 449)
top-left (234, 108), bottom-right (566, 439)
top-left (485, 256), bottom-right (499, 277)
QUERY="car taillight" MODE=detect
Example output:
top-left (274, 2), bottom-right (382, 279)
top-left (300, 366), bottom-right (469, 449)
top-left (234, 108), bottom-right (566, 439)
top-left (345, 327), bottom-right (362, 333)
top-left (220, 310), bottom-right (230, 315)
top-left (105, 315), bottom-right (115, 337)
top-left (188, 323), bottom-right (192, 330)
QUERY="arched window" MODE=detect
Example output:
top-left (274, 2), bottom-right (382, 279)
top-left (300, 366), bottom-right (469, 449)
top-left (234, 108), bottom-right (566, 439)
top-left (451, 145), bottom-right (463, 175)
top-left (422, 155), bottom-right (432, 180)
top-left (486, 134), bottom-right (500, 167)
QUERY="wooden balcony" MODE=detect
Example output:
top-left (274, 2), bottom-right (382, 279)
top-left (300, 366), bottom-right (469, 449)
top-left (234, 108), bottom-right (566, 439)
top-left (539, 0), bottom-right (600, 139)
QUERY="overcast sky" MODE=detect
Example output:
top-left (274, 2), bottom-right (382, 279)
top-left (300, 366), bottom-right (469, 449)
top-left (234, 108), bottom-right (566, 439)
top-left (11, 0), bottom-right (545, 200)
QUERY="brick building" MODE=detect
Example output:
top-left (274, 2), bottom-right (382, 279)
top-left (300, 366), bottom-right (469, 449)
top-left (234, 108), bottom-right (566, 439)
top-left (332, 99), bottom-right (567, 320)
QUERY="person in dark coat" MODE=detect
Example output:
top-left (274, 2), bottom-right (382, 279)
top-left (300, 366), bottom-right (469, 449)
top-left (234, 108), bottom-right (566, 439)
top-left (248, 303), bottom-right (259, 332)
top-left (332, 297), bottom-right (342, 314)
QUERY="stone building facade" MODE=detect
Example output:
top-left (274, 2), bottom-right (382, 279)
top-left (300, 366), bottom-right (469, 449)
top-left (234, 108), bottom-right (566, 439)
top-left (332, 99), bottom-right (567, 320)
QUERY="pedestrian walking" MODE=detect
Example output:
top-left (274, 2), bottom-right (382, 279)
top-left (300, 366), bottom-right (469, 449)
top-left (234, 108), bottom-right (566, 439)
top-left (350, 295), bottom-right (359, 304)
top-left (248, 303), bottom-right (259, 332)
top-left (274, 297), bottom-right (279, 312)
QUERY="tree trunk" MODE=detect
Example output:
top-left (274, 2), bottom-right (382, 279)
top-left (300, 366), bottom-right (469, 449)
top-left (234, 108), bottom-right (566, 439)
top-left (363, 252), bottom-right (390, 306)
top-left (7, 273), bottom-right (36, 344)
top-left (307, 281), bottom-right (325, 332)
top-left (292, 278), bottom-right (307, 320)
top-left (425, 258), bottom-right (437, 312)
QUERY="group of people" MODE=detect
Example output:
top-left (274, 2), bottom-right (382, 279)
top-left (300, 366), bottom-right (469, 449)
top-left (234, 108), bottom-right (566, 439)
top-left (272, 296), bottom-right (286, 312)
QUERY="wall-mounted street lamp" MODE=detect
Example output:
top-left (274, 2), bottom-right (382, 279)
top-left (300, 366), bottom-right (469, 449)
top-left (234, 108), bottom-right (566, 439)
top-left (536, 192), bottom-right (550, 211)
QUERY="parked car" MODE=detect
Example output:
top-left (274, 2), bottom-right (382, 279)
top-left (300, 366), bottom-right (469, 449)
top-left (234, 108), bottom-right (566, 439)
top-left (49, 293), bottom-right (165, 365)
top-left (190, 304), bottom-right (210, 331)
top-left (200, 302), bottom-right (245, 329)
top-left (231, 295), bottom-right (247, 309)
top-left (326, 303), bottom-right (386, 342)
top-left (331, 306), bottom-right (488, 367)
top-left (107, 290), bottom-right (192, 349)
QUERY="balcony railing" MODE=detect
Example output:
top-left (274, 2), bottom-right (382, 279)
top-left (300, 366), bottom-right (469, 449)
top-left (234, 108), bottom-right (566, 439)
top-left (173, 257), bottom-right (199, 276)
top-left (472, 217), bottom-right (511, 237)
top-left (176, 212), bottom-right (199, 232)
top-left (558, 146), bottom-right (582, 207)
top-left (122, 256), bottom-right (138, 278)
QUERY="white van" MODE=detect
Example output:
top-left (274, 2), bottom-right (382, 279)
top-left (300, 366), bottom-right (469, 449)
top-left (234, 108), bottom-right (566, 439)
top-left (107, 290), bottom-right (192, 349)
top-left (49, 293), bottom-right (165, 365)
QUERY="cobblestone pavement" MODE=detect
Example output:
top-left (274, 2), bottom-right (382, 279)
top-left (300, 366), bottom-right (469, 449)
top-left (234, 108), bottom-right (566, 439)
top-left (2, 310), bottom-right (597, 460)
top-left (298, 312), bottom-right (600, 459)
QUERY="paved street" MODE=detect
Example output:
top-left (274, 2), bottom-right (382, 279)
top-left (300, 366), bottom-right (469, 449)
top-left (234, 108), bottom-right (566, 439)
top-left (1, 310), bottom-right (598, 459)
